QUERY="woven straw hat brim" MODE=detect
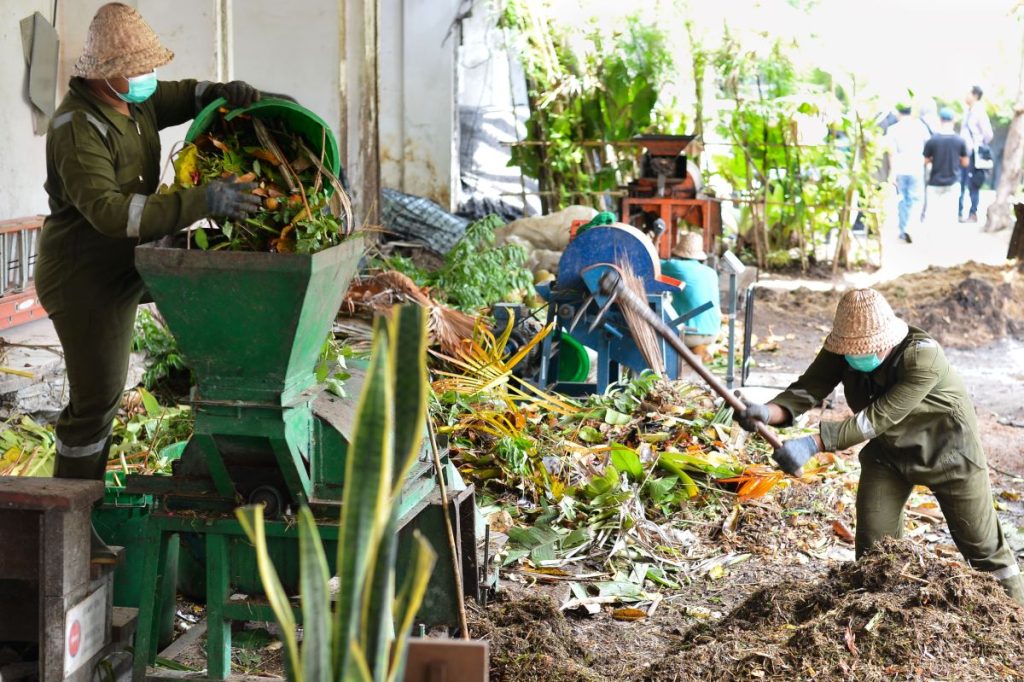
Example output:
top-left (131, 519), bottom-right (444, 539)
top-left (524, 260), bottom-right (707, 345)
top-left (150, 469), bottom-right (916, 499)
top-left (674, 235), bottom-right (707, 260)
top-left (72, 3), bottom-right (173, 79)
top-left (823, 317), bottom-right (909, 355)
top-left (73, 45), bottom-right (174, 79)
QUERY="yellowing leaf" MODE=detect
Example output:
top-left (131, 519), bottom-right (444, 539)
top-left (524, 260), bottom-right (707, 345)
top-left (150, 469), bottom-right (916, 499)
top-left (173, 143), bottom-right (200, 187)
top-left (707, 564), bottom-right (726, 580)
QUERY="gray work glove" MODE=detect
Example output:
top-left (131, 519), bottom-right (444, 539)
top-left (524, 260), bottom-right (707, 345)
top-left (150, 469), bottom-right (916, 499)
top-left (205, 178), bottom-right (261, 220)
top-left (772, 435), bottom-right (820, 476)
top-left (736, 399), bottom-right (771, 433)
top-left (204, 80), bottom-right (261, 108)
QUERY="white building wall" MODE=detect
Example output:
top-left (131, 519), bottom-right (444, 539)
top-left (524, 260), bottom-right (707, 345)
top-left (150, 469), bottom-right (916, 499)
top-left (379, 0), bottom-right (460, 210)
top-left (0, 0), bottom-right (57, 219)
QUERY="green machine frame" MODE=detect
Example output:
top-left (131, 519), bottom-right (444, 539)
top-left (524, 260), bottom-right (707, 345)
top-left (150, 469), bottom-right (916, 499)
top-left (125, 239), bottom-right (477, 681)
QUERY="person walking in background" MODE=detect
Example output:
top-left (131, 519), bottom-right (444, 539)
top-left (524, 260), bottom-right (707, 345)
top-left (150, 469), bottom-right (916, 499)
top-left (916, 97), bottom-right (938, 223)
top-left (958, 85), bottom-right (994, 223)
top-left (884, 104), bottom-right (931, 243)
top-left (923, 108), bottom-right (968, 226)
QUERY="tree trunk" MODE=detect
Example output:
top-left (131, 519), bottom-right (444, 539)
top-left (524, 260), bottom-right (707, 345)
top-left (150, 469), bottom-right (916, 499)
top-left (1009, 203), bottom-right (1024, 263)
top-left (986, 26), bottom-right (1024, 232)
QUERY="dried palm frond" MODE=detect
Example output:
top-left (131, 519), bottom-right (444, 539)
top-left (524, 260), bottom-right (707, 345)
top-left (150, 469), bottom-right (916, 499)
top-left (342, 270), bottom-right (476, 354)
top-left (431, 319), bottom-right (579, 417)
top-left (615, 260), bottom-right (664, 374)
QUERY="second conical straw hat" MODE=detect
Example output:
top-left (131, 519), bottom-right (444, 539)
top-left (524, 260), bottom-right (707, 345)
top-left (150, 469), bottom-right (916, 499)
top-left (823, 288), bottom-right (909, 355)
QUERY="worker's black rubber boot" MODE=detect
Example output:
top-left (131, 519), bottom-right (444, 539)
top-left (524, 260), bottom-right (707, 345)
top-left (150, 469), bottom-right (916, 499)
top-left (54, 439), bottom-right (117, 564)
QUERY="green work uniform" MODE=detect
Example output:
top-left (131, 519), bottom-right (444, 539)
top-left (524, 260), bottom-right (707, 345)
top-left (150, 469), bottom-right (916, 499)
top-left (35, 78), bottom-right (211, 476)
top-left (771, 326), bottom-right (1024, 603)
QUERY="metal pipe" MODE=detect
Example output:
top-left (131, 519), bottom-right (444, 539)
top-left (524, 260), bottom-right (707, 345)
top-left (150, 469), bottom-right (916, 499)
top-left (726, 272), bottom-right (737, 390)
top-left (599, 268), bottom-right (783, 450)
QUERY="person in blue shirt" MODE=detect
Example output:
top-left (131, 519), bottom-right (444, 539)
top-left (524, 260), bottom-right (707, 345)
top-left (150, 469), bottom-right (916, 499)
top-left (660, 231), bottom-right (721, 348)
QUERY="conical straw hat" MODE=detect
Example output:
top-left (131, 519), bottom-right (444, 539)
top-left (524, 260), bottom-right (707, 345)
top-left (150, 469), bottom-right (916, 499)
top-left (672, 232), bottom-right (707, 260)
top-left (824, 289), bottom-right (909, 355)
top-left (72, 3), bottom-right (173, 79)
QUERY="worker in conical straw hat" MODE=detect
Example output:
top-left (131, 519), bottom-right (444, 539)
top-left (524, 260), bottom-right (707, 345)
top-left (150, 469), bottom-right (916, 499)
top-left (35, 3), bottom-right (293, 562)
top-left (735, 288), bottom-right (1024, 604)
top-left (660, 231), bottom-right (721, 350)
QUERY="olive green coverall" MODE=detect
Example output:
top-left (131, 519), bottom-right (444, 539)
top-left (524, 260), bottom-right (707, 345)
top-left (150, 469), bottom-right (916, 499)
top-left (772, 327), bottom-right (1024, 603)
top-left (36, 77), bottom-right (213, 479)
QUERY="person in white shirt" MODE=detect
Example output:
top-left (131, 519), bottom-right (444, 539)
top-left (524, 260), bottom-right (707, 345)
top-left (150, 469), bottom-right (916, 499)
top-left (958, 85), bottom-right (994, 223)
top-left (884, 104), bottom-right (932, 243)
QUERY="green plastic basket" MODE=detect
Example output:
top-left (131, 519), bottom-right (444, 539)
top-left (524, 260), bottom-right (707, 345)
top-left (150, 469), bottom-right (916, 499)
top-left (185, 97), bottom-right (342, 193)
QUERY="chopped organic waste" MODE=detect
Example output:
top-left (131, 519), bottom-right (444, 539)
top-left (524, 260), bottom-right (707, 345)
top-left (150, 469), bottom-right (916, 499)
top-left (168, 107), bottom-right (353, 254)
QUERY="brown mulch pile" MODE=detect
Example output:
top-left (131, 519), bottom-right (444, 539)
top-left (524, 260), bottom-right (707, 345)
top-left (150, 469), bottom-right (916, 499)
top-left (468, 595), bottom-right (606, 682)
top-left (642, 537), bottom-right (1024, 681)
top-left (878, 263), bottom-right (1024, 348)
top-left (758, 262), bottom-right (1024, 349)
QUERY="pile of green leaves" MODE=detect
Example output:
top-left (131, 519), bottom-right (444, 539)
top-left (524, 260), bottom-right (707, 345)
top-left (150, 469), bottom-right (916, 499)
top-left (132, 308), bottom-right (190, 396)
top-left (171, 111), bottom-right (350, 254)
top-left (1, 388), bottom-right (193, 479)
top-left (376, 215), bottom-right (534, 312)
top-left (109, 387), bottom-right (194, 479)
top-left (435, 370), bottom-right (782, 573)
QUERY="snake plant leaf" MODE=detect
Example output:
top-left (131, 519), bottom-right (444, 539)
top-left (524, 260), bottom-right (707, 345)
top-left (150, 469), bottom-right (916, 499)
top-left (236, 505), bottom-right (301, 679)
top-left (389, 304), bottom-right (428, 491)
top-left (333, 318), bottom-right (393, 677)
top-left (349, 643), bottom-right (374, 682)
top-left (297, 506), bottom-right (332, 682)
top-left (387, 531), bottom-right (437, 682)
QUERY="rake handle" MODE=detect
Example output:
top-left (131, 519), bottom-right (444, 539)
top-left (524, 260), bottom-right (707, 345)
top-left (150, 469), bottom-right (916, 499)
top-left (598, 269), bottom-right (784, 451)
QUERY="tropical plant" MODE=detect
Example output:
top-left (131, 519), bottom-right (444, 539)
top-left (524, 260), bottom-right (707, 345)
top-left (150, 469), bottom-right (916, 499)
top-left (708, 29), bottom-right (884, 270)
top-left (237, 304), bottom-right (437, 682)
top-left (500, 1), bottom-right (684, 210)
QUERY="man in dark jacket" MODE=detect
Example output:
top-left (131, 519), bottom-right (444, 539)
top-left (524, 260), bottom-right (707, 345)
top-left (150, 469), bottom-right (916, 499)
top-left (36, 2), bottom-right (267, 560)
top-left (736, 289), bottom-right (1024, 604)
top-left (923, 108), bottom-right (969, 226)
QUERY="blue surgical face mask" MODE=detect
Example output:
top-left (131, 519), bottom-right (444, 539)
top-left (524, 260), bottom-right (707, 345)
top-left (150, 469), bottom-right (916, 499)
top-left (845, 353), bottom-right (882, 372)
top-left (108, 70), bottom-right (158, 104)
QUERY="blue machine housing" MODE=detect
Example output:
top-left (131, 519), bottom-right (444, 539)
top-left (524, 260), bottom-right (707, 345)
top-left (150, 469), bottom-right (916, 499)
top-left (536, 223), bottom-right (704, 394)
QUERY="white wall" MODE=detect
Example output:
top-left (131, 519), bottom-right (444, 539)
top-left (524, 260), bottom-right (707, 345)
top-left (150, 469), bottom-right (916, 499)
top-left (379, 0), bottom-right (460, 210)
top-left (0, 1), bottom-right (55, 219)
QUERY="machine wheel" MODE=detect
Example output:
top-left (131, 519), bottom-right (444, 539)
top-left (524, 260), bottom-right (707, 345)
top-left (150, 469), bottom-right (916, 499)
top-left (249, 485), bottom-right (285, 518)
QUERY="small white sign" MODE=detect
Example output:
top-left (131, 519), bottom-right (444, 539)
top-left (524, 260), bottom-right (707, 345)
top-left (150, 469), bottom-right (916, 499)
top-left (64, 583), bottom-right (108, 676)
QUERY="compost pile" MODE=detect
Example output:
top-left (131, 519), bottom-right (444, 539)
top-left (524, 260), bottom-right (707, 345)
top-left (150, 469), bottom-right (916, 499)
top-left (877, 262), bottom-right (1024, 348)
top-left (757, 263), bottom-right (1024, 349)
top-left (171, 107), bottom-right (352, 253)
top-left (642, 537), bottom-right (1024, 681)
top-left (468, 596), bottom-right (605, 682)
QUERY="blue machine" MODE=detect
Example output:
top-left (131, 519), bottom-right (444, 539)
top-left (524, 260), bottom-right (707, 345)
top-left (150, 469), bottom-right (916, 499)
top-left (535, 222), bottom-right (711, 395)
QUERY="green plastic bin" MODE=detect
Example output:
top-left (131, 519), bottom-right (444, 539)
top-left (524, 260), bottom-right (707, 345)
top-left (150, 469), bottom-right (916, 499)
top-left (185, 97), bottom-right (342, 192)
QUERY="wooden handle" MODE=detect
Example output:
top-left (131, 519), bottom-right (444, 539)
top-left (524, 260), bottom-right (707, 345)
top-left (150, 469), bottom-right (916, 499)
top-left (599, 270), bottom-right (784, 450)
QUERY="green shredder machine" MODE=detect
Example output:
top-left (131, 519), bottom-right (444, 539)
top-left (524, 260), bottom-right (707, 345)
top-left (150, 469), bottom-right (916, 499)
top-left (124, 101), bottom-right (477, 681)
